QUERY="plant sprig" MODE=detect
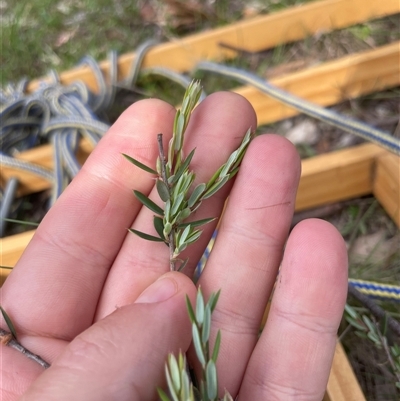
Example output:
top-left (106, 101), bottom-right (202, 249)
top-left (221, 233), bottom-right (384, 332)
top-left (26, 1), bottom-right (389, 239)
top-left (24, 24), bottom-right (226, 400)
top-left (124, 80), bottom-right (251, 400)
top-left (124, 80), bottom-right (252, 271)
top-left (345, 303), bottom-right (400, 387)
top-left (158, 288), bottom-right (234, 401)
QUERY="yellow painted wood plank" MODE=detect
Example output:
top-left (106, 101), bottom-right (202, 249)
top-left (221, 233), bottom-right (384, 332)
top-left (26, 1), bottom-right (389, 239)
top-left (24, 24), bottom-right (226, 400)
top-left (326, 342), bottom-right (366, 401)
top-left (373, 152), bottom-right (400, 227)
top-left (296, 143), bottom-right (386, 211)
top-left (27, 0), bottom-right (400, 93)
top-left (0, 230), bottom-right (35, 285)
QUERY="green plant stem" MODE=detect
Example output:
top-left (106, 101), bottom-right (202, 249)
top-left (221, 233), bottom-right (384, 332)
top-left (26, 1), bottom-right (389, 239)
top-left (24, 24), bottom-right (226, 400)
top-left (157, 133), bottom-right (175, 271)
top-left (375, 321), bottom-right (400, 383)
top-left (0, 328), bottom-right (50, 369)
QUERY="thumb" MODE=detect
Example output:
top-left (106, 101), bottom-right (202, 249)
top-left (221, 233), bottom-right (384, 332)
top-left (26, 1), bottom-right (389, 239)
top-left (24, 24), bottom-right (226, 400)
top-left (21, 273), bottom-right (196, 401)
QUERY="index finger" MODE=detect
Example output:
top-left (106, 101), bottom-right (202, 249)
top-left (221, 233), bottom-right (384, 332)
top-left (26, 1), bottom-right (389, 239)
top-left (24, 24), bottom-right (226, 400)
top-left (1, 99), bottom-right (176, 347)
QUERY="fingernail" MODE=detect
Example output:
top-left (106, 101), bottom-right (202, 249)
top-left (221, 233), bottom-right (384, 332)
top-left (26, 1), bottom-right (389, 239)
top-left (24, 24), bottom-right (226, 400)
top-left (135, 276), bottom-right (177, 304)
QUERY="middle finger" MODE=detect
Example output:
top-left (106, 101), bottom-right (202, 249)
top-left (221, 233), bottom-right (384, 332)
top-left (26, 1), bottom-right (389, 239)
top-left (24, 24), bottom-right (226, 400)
top-left (197, 134), bottom-right (301, 395)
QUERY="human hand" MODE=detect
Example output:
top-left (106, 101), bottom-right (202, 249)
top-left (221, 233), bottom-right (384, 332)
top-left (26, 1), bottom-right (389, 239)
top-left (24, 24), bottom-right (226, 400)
top-left (1, 92), bottom-right (347, 400)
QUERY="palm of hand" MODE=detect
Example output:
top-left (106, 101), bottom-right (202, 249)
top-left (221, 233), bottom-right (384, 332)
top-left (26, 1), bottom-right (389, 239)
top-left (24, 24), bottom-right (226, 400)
top-left (1, 93), bottom-right (347, 401)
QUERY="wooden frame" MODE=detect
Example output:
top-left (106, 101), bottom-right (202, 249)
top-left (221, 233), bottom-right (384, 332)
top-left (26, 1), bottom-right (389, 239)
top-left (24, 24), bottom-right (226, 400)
top-left (2, 1), bottom-right (399, 399)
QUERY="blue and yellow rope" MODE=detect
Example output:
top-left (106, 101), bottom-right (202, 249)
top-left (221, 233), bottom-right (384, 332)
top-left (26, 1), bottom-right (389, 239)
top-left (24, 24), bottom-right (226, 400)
top-left (197, 232), bottom-right (400, 303)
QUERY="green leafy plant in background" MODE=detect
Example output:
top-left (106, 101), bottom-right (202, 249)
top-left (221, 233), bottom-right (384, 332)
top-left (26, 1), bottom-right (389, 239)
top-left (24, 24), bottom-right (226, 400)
top-left (124, 80), bottom-right (252, 400)
top-left (344, 304), bottom-right (400, 389)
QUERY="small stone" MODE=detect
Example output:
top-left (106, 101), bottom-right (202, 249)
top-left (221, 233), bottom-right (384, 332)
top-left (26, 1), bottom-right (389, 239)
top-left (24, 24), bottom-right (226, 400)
top-left (285, 120), bottom-right (320, 145)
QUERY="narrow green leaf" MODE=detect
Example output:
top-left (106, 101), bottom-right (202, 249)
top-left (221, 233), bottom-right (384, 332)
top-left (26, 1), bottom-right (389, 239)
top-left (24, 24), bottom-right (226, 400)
top-left (156, 179), bottom-right (170, 202)
top-left (345, 316), bottom-right (367, 332)
top-left (175, 207), bottom-right (191, 224)
top-left (228, 166), bottom-right (240, 180)
top-left (178, 217), bottom-right (216, 229)
top-left (122, 153), bottom-right (158, 175)
top-left (167, 174), bottom-right (175, 185)
top-left (168, 136), bottom-right (175, 172)
top-left (174, 112), bottom-right (185, 150)
top-left (212, 330), bottom-right (221, 362)
top-left (157, 388), bottom-right (172, 401)
top-left (381, 313), bottom-right (388, 337)
top-left (164, 200), bottom-right (171, 222)
top-left (163, 222), bottom-right (172, 238)
top-left (232, 129), bottom-right (252, 170)
top-left (128, 228), bottom-right (165, 243)
top-left (170, 148), bottom-right (196, 185)
top-left (190, 200), bottom-right (202, 213)
top-left (196, 288), bottom-right (205, 325)
top-left (171, 193), bottom-right (185, 217)
top-left (192, 323), bottom-right (206, 367)
top-left (153, 216), bottom-right (165, 239)
top-left (188, 183), bottom-right (206, 208)
top-left (344, 304), bottom-right (358, 319)
top-left (172, 110), bottom-right (181, 141)
top-left (209, 290), bottom-right (221, 312)
top-left (165, 363), bottom-right (179, 401)
top-left (362, 315), bottom-right (376, 333)
top-left (367, 331), bottom-right (381, 346)
top-left (1, 218), bottom-right (39, 227)
top-left (186, 229), bottom-right (202, 245)
top-left (175, 243), bottom-right (188, 255)
top-left (178, 225), bottom-right (191, 248)
top-left (202, 176), bottom-right (230, 200)
top-left (222, 390), bottom-right (235, 401)
top-left (206, 360), bottom-right (218, 400)
top-left (355, 331), bottom-right (368, 340)
top-left (206, 164), bottom-right (224, 190)
top-left (219, 150), bottom-right (238, 178)
top-left (157, 387), bottom-right (171, 401)
top-left (168, 354), bottom-right (181, 392)
top-left (181, 93), bottom-right (190, 114)
top-left (180, 372), bottom-right (190, 399)
top-left (202, 304), bottom-right (211, 344)
top-left (0, 306), bottom-right (17, 339)
top-left (173, 171), bottom-right (194, 201)
top-left (186, 295), bottom-right (196, 324)
top-left (177, 258), bottom-right (189, 272)
top-left (133, 190), bottom-right (164, 215)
